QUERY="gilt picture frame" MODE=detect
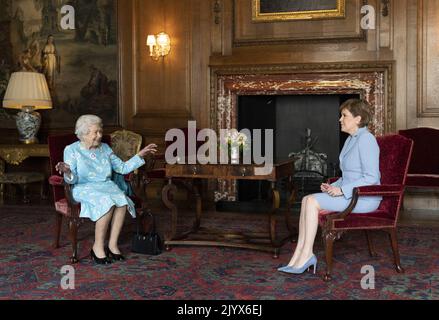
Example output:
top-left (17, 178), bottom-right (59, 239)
top-left (252, 0), bottom-right (346, 22)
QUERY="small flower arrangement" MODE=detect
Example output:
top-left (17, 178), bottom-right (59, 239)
top-left (222, 131), bottom-right (250, 163)
top-left (226, 131), bottom-right (248, 148)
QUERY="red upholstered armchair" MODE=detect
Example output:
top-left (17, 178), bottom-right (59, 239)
top-left (48, 133), bottom-right (146, 263)
top-left (318, 134), bottom-right (413, 281)
top-left (398, 127), bottom-right (439, 188)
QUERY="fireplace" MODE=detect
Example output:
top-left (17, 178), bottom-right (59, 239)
top-left (210, 62), bottom-right (395, 202)
top-left (237, 94), bottom-right (359, 204)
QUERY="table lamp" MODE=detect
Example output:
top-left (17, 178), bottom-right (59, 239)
top-left (2, 72), bottom-right (52, 144)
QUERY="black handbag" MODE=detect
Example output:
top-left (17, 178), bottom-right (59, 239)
top-left (131, 212), bottom-right (163, 255)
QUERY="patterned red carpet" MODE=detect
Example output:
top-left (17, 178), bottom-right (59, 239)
top-left (0, 205), bottom-right (438, 300)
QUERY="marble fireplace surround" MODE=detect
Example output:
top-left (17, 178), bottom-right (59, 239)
top-left (210, 62), bottom-right (395, 201)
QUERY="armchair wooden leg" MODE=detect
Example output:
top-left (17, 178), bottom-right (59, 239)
top-left (40, 180), bottom-right (48, 200)
top-left (54, 212), bottom-right (63, 248)
top-left (388, 228), bottom-right (404, 273)
top-left (69, 218), bottom-right (79, 264)
top-left (365, 230), bottom-right (378, 257)
top-left (22, 183), bottom-right (30, 204)
top-left (10, 184), bottom-right (17, 199)
top-left (323, 231), bottom-right (336, 281)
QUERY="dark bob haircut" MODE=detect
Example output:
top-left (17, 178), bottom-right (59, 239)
top-left (339, 99), bottom-right (372, 128)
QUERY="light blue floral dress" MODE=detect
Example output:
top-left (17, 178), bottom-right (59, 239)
top-left (63, 141), bottom-right (145, 222)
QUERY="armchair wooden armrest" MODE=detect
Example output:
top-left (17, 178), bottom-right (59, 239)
top-left (63, 183), bottom-right (79, 207)
top-left (356, 184), bottom-right (404, 196)
top-left (48, 175), bottom-right (64, 186)
top-left (324, 188), bottom-right (359, 227)
top-left (49, 175), bottom-right (79, 206)
top-left (49, 174), bottom-right (80, 211)
top-left (325, 184), bottom-right (404, 228)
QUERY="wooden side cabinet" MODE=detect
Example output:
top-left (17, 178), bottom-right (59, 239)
top-left (0, 144), bottom-right (49, 204)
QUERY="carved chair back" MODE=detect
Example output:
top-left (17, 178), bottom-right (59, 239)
top-left (110, 130), bottom-right (142, 161)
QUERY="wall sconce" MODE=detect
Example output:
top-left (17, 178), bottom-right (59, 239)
top-left (146, 32), bottom-right (171, 61)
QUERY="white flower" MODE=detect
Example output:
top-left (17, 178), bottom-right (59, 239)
top-left (236, 133), bottom-right (247, 145)
top-left (225, 131), bottom-right (247, 146)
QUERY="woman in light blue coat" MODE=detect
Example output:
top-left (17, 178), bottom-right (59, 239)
top-left (279, 99), bottom-right (381, 274)
top-left (55, 115), bottom-right (157, 264)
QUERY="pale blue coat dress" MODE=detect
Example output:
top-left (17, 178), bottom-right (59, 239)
top-left (63, 141), bottom-right (145, 222)
top-left (313, 127), bottom-right (382, 213)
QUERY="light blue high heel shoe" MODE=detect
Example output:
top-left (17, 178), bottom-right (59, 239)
top-left (278, 255), bottom-right (317, 274)
top-left (277, 265), bottom-right (291, 272)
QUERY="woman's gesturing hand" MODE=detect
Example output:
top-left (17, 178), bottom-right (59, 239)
top-left (55, 162), bottom-right (71, 175)
top-left (138, 143), bottom-right (158, 157)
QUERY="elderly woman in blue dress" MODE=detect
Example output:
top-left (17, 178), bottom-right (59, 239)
top-left (278, 99), bottom-right (382, 274)
top-left (55, 115), bottom-right (157, 264)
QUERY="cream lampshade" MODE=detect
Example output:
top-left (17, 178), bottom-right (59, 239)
top-left (2, 72), bottom-right (52, 144)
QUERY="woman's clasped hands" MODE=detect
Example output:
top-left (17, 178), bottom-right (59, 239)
top-left (320, 183), bottom-right (343, 197)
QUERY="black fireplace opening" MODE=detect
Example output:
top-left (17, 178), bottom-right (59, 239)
top-left (216, 93), bottom-right (359, 213)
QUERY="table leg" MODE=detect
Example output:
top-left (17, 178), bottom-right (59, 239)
top-left (162, 179), bottom-right (204, 251)
top-left (285, 175), bottom-right (297, 240)
top-left (194, 181), bottom-right (202, 230)
top-left (269, 181), bottom-right (281, 258)
top-left (161, 179), bottom-right (178, 249)
top-left (181, 179), bottom-right (202, 230)
top-left (269, 178), bottom-right (298, 257)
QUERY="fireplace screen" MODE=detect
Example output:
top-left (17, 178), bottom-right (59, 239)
top-left (289, 128), bottom-right (328, 198)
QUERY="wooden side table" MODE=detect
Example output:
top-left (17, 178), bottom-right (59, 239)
top-left (161, 160), bottom-right (297, 258)
top-left (0, 144), bottom-right (49, 203)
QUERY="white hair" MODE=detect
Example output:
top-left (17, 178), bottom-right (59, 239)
top-left (75, 114), bottom-right (103, 140)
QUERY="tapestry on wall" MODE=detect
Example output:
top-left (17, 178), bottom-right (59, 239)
top-left (0, 0), bottom-right (118, 129)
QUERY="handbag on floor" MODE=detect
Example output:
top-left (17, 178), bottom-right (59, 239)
top-left (131, 212), bottom-right (163, 255)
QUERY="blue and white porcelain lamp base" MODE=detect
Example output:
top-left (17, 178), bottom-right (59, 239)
top-left (16, 106), bottom-right (41, 144)
top-left (2, 72), bottom-right (52, 144)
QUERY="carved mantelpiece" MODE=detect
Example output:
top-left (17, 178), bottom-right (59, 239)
top-left (210, 62), bottom-right (395, 201)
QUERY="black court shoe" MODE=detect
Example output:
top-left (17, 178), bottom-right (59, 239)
top-left (105, 247), bottom-right (126, 261)
top-left (90, 249), bottom-right (112, 265)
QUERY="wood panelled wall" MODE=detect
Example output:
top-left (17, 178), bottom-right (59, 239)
top-left (2, 0), bottom-right (439, 206)
top-left (118, 0), bottom-right (439, 148)
top-left (1, 1), bottom-right (437, 143)
top-left (118, 0), bottom-right (211, 148)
